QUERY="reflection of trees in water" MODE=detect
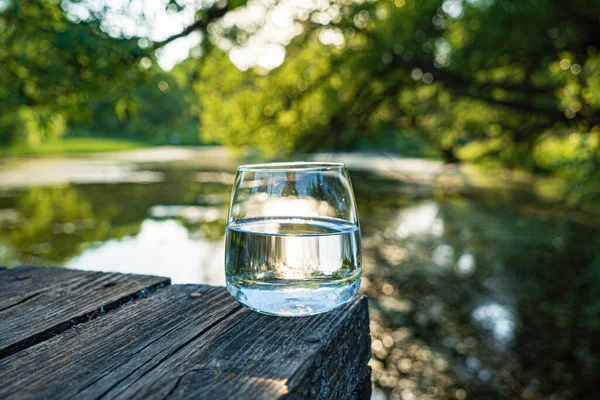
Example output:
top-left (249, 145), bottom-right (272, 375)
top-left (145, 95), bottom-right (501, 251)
top-left (0, 167), bottom-right (234, 266)
top-left (356, 185), bottom-right (600, 399)
top-left (3, 186), bottom-right (139, 265)
top-left (180, 219), bottom-right (227, 242)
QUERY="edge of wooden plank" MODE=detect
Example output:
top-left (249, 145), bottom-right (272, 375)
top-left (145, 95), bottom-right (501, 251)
top-left (0, 284), bottom-right (242, 399)
top-left (116, 293), bottom-right (371, 400)
top-left (347, 366), bottom-right (372, 400)
top-left (284, 295), bottom-right (372, 399)
top-left (0, 266), bottom-right (171, 360)
top-left (1, 279), bottom-right (371, 400)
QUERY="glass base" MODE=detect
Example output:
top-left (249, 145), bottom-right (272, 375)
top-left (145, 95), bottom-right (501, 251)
top-left (226, 273), bottom-right (361, 317)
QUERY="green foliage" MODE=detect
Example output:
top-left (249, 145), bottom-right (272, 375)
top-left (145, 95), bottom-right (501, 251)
top-left (0, 137), bottom-right (148, 157)
top-left (1, 0), bottom-right (600, 200)
top-left (0, 0), bottom-right (151, 146)
top-left (71, 72), bottom-right (200, 144)
top-left (194, 0), bottom-right (600, 176)
top-left (0, 107), bottom-right (66, 146)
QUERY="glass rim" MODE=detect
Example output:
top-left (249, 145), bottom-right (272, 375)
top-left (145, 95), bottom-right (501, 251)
top-left (237, 162), bottom-right (346, 172)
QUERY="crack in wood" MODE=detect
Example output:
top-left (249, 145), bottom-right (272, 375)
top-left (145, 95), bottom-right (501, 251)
top-left (0, 277), bottom-right (170, 360)
top-left (152, 313), bottom-right (252, 400)
top-left (0, 292), bottom-right (42, 313)
top-left (111, 305), bottom-right (244, 399)
top-left (78, 316), bottom-right (187, 399)
top-left (160, 369), bottom-right (198, 400)
top-left (89, 304), bottom-right (242, 400)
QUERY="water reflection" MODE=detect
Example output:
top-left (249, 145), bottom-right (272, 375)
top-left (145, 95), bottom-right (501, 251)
top-left (0, 158), bottom-right (164, 189)
top-left (395, 202), bottom-right (443, 238)
top-left (149, 205), bottom-right (223, 223)
top-left (456, 253), bottom-right (475, 276)
top-left (0, 165), bottom-right (598, 399)
top-left (68, 219), bottom-right (225, 285)
top-left (0, 166), bottom-right (233, 269)
top-left (431, 244), bottom-right (454, 269)
top-left (472, 303), bottom-right (515, 344)
top-left (356, 183), bottom-right (600, 399)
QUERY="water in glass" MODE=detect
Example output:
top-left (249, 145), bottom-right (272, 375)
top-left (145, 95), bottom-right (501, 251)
top-left (225, 163), bottom-right (362, 316)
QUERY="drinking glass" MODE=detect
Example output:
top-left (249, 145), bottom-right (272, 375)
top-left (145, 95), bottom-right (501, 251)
top-left (225, 162), bottom-right (362, 316)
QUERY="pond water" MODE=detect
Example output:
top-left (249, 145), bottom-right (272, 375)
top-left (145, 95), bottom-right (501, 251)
top-left (0, 152), bottom-right (598, 399)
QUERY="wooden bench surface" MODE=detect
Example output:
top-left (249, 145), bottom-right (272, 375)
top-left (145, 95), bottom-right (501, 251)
top-left (0, 266), bottom-right (371, 399)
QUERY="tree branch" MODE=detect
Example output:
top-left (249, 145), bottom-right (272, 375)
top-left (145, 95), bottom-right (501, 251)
top-left (153, 4), bottom-right (230, 50)
top-left (385, 53), bottom-right (600, 126)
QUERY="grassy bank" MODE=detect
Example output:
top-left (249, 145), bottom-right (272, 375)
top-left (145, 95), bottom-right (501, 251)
top-left (0, 137), bottom-right (149, 157)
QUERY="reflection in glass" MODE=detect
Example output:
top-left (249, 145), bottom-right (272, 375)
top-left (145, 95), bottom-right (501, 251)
top-left (225, 162), bottom-right (362, 316)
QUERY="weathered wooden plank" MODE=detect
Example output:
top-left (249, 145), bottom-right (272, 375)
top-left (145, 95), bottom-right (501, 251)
top-left (0, 284), bottom-right (370, 400)
top-left (0, 266), bottom-right (170, 359)
top-left (347, 367), bottom-right (372, 400)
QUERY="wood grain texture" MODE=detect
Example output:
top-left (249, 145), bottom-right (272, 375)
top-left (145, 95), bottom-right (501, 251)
top-left (347, 367), bottom-right (372, 400)
top-left (0, 283), bottom-right (370, 400)
top-left (0, 266), bottom-right (170, 359)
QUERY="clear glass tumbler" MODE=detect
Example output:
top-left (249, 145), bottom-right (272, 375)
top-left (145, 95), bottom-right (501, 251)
top-left (225, 162), bottom-right (362, 316)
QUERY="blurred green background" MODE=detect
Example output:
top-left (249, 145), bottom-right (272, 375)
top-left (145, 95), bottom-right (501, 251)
top-left (1, 0), bottom-right (600, 398)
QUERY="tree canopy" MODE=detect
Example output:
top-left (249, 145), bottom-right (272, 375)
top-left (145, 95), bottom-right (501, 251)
top-left (196, 0), bottom-right (600, 166)
top-left (0, 0), bottom-right (156, 144)
top-left (1, 0), bottom-right (599, 195)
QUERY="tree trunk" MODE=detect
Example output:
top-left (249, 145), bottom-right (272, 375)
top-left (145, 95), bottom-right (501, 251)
top-left (442, 147), bottom-right (460, 164)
